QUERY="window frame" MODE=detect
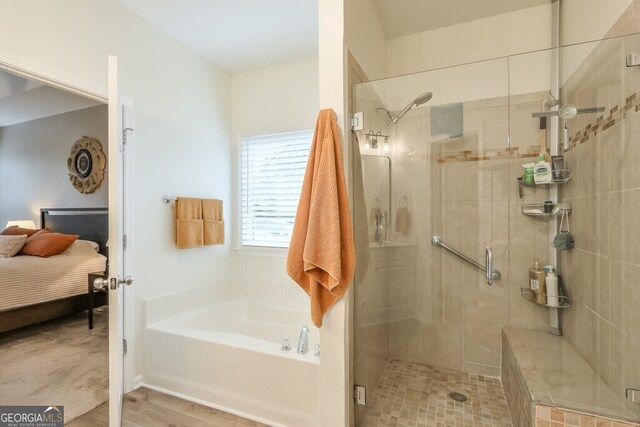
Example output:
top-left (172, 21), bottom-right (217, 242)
top-left (236, 128), bottom-right (313, 254)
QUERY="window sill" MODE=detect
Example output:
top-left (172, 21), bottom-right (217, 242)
top-left (234, 246), bottom-right (289, 258)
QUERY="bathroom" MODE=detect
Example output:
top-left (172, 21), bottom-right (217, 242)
top-left (350, 0), bottom-right (640, 425)
top-left (0, 0), bottom-right (638, 426)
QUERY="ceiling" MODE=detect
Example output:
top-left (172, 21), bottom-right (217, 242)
top-left (117, 0), bottom-right (319, 73)
top-left (0, 70), bottom-right (101, 128)
top-left (0, 2), bottom-right (555, 126)
top-left (115, 0), bottom-right (551, 72)
top-left (373, 0), bottom-right (551, 38)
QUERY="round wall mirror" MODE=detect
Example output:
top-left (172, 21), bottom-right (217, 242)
top-left (67, 136), bottom-right (106, 194)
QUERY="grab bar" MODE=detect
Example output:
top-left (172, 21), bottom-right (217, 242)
top-left (431, 236), bottom-right (501, 285)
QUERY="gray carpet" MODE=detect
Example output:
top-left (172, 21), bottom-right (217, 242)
top-left (0, 310), bottom-right (108, 422)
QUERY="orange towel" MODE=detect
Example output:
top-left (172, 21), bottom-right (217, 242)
top-left (175, 197), bottom-right (203, 249)
top-left (202, 199), bottom-right (224, 245)
top-left (287, 109), bottom-right (355, 328)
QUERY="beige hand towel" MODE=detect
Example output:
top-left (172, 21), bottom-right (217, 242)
top-left (176, 197), bottom-right (202, 219)
top-left (396, 206), bottom-right (409, 233)
top-left (175, 198), bottom-right (203, 249)
top-left (202, 199), bottom-right (224, 245)
top-left (202, 199), bottom-right (223, 220)
top-left (287, 109), bottom-right (355, 328)
top-left (368, 207), bottom-right (380, 225)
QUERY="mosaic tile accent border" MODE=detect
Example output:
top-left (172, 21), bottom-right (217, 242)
top-left (434, 145), bottom-right (540, 163)
top-left (535, 404), bottom-right (640, 427)
top-left (566, 90), bottom-right (640, 151)
top-left (431, 89), bottom-right (640, 162)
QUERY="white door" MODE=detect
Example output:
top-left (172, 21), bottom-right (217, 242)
top-left (107, 55), bottom-right (129, 427)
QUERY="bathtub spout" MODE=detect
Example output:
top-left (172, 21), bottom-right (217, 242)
top-left (297, 326), bottom-right (309, 355)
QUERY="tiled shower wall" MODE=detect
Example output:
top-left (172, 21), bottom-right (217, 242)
top-left (355, 90), bottom-right (554, 381)
top-left (559, 30), bottom-right (640, 412)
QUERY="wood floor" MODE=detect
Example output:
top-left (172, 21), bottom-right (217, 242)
top-left (0, 310), bottom-right (108, 421)
top-left (67, 387), bottom-right (267, 426)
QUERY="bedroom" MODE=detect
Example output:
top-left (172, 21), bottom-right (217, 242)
top-left (0, 68), bottom-right (111, 419)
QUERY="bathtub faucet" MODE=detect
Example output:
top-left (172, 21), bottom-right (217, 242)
top-left (297, 326), bottom-right (309, 355)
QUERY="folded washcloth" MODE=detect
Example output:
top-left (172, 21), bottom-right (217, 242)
top-left (287, 109), bottom-right (355, 328)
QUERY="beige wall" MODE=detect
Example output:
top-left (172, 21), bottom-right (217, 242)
top-left (230, 57), bottom-right (318, 307)
top-left (345, 0), bottom-right (387, 81)
top-left (561, 0), bottom-right (636, 45)
top-left (0, 105), bottom-right (107, 228)
top-left (0, 0), bottom-right (232, 385)
top-left (560, 28), bottom-right (640, 412)
top-left (386, 4), bottom-right (552, 78)
top-left (319, 0), bottom-right (350, 425)
top-left (562, 0), bottom-right (640, 84)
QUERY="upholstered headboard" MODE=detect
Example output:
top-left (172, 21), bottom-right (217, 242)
top-left (40, 207), bottom-right (109, 257)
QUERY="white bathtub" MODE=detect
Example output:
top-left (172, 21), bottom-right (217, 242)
top-left (144, 292), bottom-right (320, 427)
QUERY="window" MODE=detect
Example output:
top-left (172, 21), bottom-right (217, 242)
top-left (240, 129), bottom-right (313, 248)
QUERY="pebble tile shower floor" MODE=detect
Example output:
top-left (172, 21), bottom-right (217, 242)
top-left (361, 359), bottom-right (513, 427)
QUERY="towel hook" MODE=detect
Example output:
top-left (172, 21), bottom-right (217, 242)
top-left (399, 195), bottom-right (408, 207)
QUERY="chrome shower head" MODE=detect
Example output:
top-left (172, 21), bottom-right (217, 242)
top-left (376, 92), bottom-right (433, 126)
top-left (413, 92), bottom-right (433, 107)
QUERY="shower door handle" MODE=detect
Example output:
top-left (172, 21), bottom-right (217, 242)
top-left (486, 247), bottom-right (500, 285)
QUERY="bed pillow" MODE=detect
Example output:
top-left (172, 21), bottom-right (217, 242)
top-left (78, 240), bottom-right (100, 252)
top-left (0, 226), bottom-right (40, 237)
top-left (0, 234), bottom-right (28, 257)
top-left (24, 228), bottom-right (51, 240)
top-left (20, 232), bottom-right (79, 258)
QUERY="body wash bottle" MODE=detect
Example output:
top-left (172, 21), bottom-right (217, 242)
top-left (534, 153), bottom-right (552, 184)
top-left (529, 258), bottom-right (546, 303)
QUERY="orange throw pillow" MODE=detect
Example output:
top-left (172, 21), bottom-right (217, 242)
top-left (26, 228), bottom-right (51, 240)
top-left (1, 226), bottom-right (40, 237)
top-left (20, 232), bottom-right (79, 257)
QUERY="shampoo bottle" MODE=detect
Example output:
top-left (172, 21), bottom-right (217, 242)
top-left (546, 272), bottom-right (559, 307)
top-left (529, 258), bottom-right (546, 303)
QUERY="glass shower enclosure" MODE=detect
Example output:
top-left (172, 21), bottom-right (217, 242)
top-left (352, 33), bottom-right (640, 425)
top-left (353, 55), bottom-right (515, 424)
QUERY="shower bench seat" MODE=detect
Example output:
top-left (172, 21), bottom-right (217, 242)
top-left (501, 327), bottom-right (639, 426)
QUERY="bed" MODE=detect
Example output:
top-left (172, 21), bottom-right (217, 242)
top-left (0, 207), bottom-right (108, 333)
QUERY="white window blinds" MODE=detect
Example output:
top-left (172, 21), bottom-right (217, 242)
top-left (241, 129), bottom-right (313, 248)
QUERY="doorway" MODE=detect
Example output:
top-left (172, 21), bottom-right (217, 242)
top-left (0, 57), bottom-right (130, 425)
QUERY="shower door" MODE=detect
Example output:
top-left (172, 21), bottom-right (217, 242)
top-left (352, 57), bottom-right (513, 425)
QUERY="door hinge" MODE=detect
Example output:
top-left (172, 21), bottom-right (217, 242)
top-left (354, 385), bottom-right (366, 405)
top-left (123, 339), bottom-right (128, 355)
top-left (351, 112), bottom-right (364, 131)
top-left (123, 234), bottom-right (127, 249)
top-left (626, 54), bottom-right (640, 67)
top-left (122, 127), bottom-right (133, 152)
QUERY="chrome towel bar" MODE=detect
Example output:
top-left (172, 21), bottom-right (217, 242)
top-left (431, 235), bottom-right (501, 285)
